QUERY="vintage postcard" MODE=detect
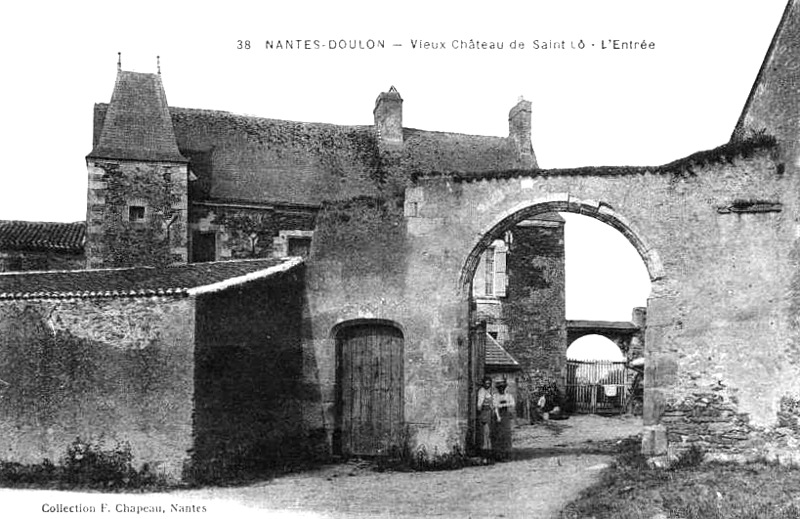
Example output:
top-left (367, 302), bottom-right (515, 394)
top-left (0, 1), bottom-right (794, 518)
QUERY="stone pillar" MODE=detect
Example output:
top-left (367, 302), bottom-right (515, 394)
top-left (641, 293), bottom-right (674, 457)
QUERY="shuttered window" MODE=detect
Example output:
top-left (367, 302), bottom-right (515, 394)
top-left (484, 250), bottom-right (495, 295)
top-left (494, 245), bottom-right (507, 297)
top-left (473, 240), bottom-right (508, 298)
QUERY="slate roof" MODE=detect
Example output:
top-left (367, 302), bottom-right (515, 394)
top-left (0, 257), bottom-right (302, 300)
top-left (485, 334), bottom-right (521, 370)
top-left (0, 221), bottom-right (85, 253)
top-left (88, 71), bottom-right (186, 162)
top-left (91, 98), bottom-right (527, 206)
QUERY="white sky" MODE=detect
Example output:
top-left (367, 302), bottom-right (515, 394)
top-left (0, 1), bottom-right (788, 321)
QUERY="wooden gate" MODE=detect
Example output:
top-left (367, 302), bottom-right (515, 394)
top-left (565, 360), bottom-right (628, 414)
top-left (336, 323), bottom-right (404, 456)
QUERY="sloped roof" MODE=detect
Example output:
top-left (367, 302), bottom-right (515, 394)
top-left (88, 70), bottom-right (186, 162)
top-left (485, 334), bottom-right (521, 370)
top-left (171, 107), bottom-right (380, 204)
top-left (0, 221), bottom-right (85, 253)
top-left (0, 257), bottom-right (302, 300)
top-left (401, 128), bottom-right (523, 176)
top-left (90, 101), bottom-right (528, 205)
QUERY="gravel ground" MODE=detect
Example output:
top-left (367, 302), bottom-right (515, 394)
top-left (182, 414), bottom-right (642, 519)
top-left (3, 415), bottom-right (641, 519)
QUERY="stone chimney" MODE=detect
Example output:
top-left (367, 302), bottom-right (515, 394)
top-left (509, 97), bottom-right (537, 168)
top-left (374, 86), bottom-right (403, 147)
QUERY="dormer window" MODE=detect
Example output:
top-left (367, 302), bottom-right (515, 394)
top-left (128, 205), bottom-right (146, 223)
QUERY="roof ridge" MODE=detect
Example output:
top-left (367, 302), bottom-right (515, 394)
top-left (0, 257), bottom-right (303, 300)
top-left (0, 220), bottom-right (85, 226)
top-left (169, 105), bottom-right (373, 130)
top-left (404, 127), bottom-right (508, 140)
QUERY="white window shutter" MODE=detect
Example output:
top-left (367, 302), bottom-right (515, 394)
top-left (494, 248), bottom-right (507, 297)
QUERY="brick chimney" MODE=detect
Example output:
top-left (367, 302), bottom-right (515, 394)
top-left (374, 86), bottom-right (403, 147)
top-left (509, 97), bottom-right (537, 168)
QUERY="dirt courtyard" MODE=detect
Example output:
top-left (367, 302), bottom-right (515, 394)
top-left (181, 414), bottom-right (642, 519)
top-left (3, 415), bottom-right (641, 519)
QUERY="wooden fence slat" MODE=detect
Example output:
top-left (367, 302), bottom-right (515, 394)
top-left (565, 359), bottom-right (629, 414)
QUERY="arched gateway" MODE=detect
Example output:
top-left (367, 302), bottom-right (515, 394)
top-left (380, 136), bottom-right (795, 459)
top-left (300, 1), bottom-right (800, 465)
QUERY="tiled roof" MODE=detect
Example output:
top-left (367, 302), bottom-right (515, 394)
top-left (485, 334), bottom-right (521, 370)
top-left (91, 103), bottom-right (527, 206)
top-left (0, 221), bottom-right (85, 253)
top-left (0, 257), bottom-right (302, 300)
top-left (88, 71), bottom-right (186, 162)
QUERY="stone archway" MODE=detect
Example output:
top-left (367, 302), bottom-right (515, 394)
top-left (395, 144), bottom-right (787, 459)
top-left (457, 197), bottom-right (657, 433)
top-left (459, 195), bottom-right (664, 292)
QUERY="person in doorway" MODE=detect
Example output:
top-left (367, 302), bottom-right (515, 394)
top-left (492, 380), bottom-right (515, 460)
top-left (476, 376), bottom-right (496, 454)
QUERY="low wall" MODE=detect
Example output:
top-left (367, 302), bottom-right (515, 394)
top-left (0, 297), bottom-right (195, 479)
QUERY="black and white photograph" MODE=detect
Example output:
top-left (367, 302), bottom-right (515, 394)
top-left (0, 1), bottom-right (797, 517)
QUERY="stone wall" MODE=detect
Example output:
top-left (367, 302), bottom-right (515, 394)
top-left (502, 221), bottom-right (566, 411)
top-left (0, 297), bottom-right (195, 479)
top-left (188, 203), bottom-right (316, 261)
top-left (85, 159), bottom-right (188, 268)
top-left (192, 267), bottom-right (311, 477)
top-left (0, 250), bottom-right (85, 272)
top-left (303, 195), bottom-right (470, 455)
top-left (401, 140), bottom-right (800, 460)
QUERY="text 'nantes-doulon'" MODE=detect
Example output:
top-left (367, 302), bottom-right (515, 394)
top-left (265, 40), bottom-right (386, 50)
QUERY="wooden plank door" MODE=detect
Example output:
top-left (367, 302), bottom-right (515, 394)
top-left (337, 323), bottom-right (404, 456)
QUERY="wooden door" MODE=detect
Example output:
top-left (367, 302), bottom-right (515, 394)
top-left (337, 323), bottom-right (404, 456)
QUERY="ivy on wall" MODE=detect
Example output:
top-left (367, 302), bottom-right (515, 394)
top-left (98, 163), bottom-right (182, 267)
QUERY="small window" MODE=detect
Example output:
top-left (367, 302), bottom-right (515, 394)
top-left (128, 206), bottom-right (146, 223)
top-left (192, 231), bottom-right (217, 263)
top-left (288, 236), bottom-right (312, 258)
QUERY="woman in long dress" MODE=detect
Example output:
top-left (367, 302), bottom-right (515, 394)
top-left (492, 380), bottom-right (515, 460)
top-left (476, 376), bottom-right (495, 454)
